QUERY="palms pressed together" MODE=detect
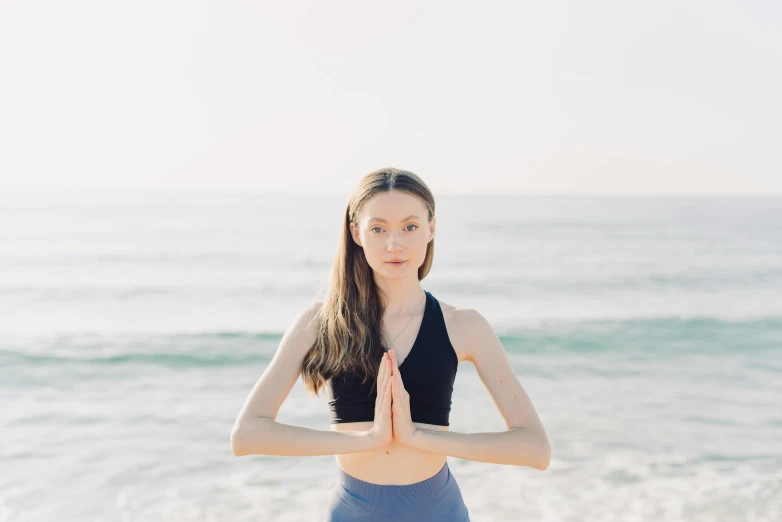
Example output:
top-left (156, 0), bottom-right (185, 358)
top-left (373, 349), bottom-right (418, 447)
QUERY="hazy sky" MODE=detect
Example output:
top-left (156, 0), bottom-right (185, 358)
top-left (1, 1), bottom-right (780, 195)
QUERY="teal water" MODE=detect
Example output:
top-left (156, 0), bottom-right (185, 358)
top-left (2, 194), bottom-right (781, 521)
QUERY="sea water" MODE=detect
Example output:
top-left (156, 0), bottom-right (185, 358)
top-left (2, 193), bottom-right (780, 521)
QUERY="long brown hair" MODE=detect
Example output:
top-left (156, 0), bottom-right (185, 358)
top-left (301, 168), bottom-right (436, 396)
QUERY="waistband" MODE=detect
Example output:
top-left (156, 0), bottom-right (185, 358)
top-left (337, 461), bottom-right (450, 502)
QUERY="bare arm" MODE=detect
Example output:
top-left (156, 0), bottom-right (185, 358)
top-left (229, 302), bottom-right (381, 457)
top-left (231, 417), bottom-right (378, 457)
top-left (410, 426), bottom-right (547, 469)
top-left (408, 309), bottom-right (551, 470)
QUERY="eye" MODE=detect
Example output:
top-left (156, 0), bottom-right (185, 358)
top-left (406, 224), bottom-right (418, 231)
top-left (371, 226), bottom-right (383, 233)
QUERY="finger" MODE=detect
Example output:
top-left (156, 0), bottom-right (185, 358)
top-left (393, 366), bottom-right (404, 394)
top-left (384, 360), bottom-right (392, 391)
top-left (378, 353), bottom-right (385, 382)
top-left (380, 356), bottom-right (390, 391)
top-left (382, 378), bottom-right (392, 410)
top-left (377, 357), bottom-right (388, 398)
top-left (394, 359), bottom-right (403, 386)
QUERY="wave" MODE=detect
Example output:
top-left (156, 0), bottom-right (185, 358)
top-left (3, 266), bottom-right (782, 302)
top-left (0, 350), bottom-right (265, 368)
top-left (3, 316), bottom-right (781, 369)
top-left (499, 316), bottom-right (782, 354)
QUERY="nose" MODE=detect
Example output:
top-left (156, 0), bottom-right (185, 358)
top-left (386, 231), bottom-right (404, 251)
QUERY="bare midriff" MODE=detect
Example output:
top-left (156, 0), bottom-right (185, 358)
top-left (330, 420), bottom-right (449, 485)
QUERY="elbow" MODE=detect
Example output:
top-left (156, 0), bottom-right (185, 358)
top-left (230, 421), bottom-right (255, 457)
top-left (230, 427), bottom-right (246, 456)
top-left (535, 439), bottom-right (551, 470)
top-left (230, 417), bottom-right (272, 457)
top-left (512, 427), bottom-right (551, 470)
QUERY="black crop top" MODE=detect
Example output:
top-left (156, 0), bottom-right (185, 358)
top-left (327, 290), bottom-right (459, 426)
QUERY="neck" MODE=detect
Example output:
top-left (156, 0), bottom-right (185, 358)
top-left (375, 279), bottom-right (426, 319)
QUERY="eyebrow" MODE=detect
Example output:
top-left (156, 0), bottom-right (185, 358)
top-left (368, 215), bottom-right (422, 223)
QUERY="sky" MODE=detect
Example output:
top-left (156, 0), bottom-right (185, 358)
top-left (1, 1), bottom-right (780, 196)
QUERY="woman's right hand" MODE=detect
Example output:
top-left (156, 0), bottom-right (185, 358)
top-left (367, 351), bottom-right (393, 449)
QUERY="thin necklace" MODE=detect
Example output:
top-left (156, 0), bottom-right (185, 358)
top-left (382, 291), bottom-right (426, 351)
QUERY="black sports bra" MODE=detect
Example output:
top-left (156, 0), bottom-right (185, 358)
top-left (327, 290), bottom-right (459, 426)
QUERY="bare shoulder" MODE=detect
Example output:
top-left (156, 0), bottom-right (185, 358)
top-left (439, 299), bottom-right (492, 364)
top-left (284, 300), bottom-right (324, 347)
top-left (266, 299), bottom-right (325, 375)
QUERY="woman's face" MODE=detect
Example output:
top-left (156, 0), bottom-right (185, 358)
top-left (349, 191), bottom-right (435, 279)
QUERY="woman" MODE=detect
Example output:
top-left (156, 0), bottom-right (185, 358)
top-left (230, 168), bottom-right (551, 521)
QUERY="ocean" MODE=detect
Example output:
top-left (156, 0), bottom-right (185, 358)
top-left (2, 193), bottom-right (780, 521)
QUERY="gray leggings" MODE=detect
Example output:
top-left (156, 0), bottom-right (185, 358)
top-left (322, 461), bottom-right (470, 522)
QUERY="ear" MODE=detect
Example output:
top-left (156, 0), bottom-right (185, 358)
top-left (349, 221), bottom-right (362, 247)
top-left (428, 216), bottom-right (436, 242)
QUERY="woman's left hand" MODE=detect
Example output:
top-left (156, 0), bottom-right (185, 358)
top-left (390, 349), bottom-right (418, 444)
